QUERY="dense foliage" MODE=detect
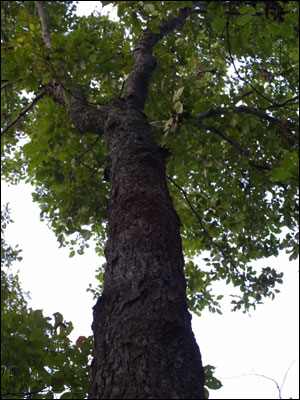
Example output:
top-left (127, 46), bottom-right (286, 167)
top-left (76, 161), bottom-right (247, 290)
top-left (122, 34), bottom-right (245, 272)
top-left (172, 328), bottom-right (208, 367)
top-left (1, 205), bottom-right (93, 399)
top-left (1, 1), bottom-right (299, 398)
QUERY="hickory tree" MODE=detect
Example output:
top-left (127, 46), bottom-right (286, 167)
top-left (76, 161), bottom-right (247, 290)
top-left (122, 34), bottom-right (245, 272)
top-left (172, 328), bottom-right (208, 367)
top-left (1, 1), bottom-right (298, 398)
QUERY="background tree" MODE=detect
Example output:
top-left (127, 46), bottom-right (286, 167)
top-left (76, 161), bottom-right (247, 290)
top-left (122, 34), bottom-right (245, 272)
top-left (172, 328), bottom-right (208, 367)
top-left (1, 1), bottom-right (298, 399)
top-left (1, 204), bottom-right (93, 399)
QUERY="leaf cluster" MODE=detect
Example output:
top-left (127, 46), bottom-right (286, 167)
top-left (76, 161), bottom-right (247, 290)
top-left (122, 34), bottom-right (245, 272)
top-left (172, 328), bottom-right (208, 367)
top-left (1, 207), bottom-right (93, 399)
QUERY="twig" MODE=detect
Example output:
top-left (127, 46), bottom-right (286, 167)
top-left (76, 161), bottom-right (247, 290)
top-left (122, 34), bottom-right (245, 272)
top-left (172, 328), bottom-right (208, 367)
top-left (77, 135), bottom-right (102, 161)
top-left (280, 360), bottom-right (298, 396)
top-left (221, 360), bottom-right (299, 399)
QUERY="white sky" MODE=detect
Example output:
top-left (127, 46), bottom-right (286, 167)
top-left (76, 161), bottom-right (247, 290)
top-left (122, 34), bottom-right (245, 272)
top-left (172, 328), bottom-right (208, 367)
top-left (1, 2), bottom-right (299, 399)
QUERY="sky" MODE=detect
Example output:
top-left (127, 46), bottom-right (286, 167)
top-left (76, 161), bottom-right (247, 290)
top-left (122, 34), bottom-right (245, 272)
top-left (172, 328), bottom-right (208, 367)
top-left (1, 2), bottom-right (299, 399)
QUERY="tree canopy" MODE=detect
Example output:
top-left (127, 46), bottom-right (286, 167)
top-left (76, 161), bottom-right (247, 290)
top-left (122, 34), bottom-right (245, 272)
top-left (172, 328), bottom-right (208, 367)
top-left (1, 1), bottom-right (299, 397)
top-left (2, 0), bottom-right (298, 314)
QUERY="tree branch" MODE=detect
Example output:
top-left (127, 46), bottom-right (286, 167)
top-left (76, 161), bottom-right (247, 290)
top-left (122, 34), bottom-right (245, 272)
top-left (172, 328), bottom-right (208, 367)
top-left (32, 1), bottom-right (106, 135)
top-left (35, 1), bottom-right (51, 48)
top-left (44, 82), bottom-right (106, 135)
top-left (124, 3), bottom-right (200, 109)
top-left (1, 81), bottom-right (11, 90)
top-left (1, 89), bottom-right (46, 137)
top-left (235, 105), bottom-right (297, 128)
top-left (197, 105), bottom-right (297, 129)
top-left (204, 125), bottom-right (249, 156)
top-left (203, 125), bottom-right (273, 172)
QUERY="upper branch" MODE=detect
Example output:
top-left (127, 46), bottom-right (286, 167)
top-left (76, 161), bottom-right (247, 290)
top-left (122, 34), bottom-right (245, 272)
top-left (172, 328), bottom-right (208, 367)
top-left (124, 4), bottom-right (199, 109)
top-left (34, 1), bottom-right (51, 48)
top-left (34, 1), bottom-right (106, 135)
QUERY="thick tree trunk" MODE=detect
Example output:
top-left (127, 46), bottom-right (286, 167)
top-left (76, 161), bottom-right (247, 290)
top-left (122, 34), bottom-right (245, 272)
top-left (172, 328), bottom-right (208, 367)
top-left (88, 99), bottom-right (205, 399)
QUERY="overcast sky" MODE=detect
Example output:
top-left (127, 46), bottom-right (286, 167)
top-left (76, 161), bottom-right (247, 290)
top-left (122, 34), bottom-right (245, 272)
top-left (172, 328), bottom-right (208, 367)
top-left (1, 2), bottom-right (299, 399)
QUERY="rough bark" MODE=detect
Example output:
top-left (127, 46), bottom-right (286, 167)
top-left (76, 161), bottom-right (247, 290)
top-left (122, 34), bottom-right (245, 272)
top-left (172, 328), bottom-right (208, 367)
top-left (88, 98), bottom-right (205, 399)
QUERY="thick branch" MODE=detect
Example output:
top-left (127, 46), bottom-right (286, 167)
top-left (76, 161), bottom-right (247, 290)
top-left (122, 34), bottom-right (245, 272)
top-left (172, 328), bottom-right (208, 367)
top-left (33, 1), bottom-right (106, 135)
top-left (124, 4), bottom-right (199, 109)
top-left (44, 82), bottom-right (106, 135)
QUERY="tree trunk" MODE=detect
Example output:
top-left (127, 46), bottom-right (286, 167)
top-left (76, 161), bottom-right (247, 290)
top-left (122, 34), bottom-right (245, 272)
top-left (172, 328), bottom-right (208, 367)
top-left (88, 98), bottom-right (205, 399)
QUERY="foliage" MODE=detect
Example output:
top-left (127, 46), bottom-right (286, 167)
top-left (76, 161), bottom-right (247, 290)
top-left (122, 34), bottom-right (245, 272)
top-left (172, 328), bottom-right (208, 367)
top-left (203, 365), bottom-right (223, 398)
top-left (2, 1), bottom-right (298, 314)
top-left (1, 205), bottom-right (93, 399)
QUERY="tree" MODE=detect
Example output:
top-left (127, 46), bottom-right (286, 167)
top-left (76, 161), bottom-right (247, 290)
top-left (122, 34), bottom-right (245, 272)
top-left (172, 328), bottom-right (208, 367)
top-left (1, 1), bottom-right (298, 399)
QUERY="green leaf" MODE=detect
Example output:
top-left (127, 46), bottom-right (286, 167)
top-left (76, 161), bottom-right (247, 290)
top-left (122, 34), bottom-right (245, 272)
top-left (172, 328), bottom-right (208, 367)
top-left (236, 14), bottom-right (253, 26)
top-left (53, 312), bottom-right (64, 329)
top-left (69, 250), bottom-right (76, 258)
top-left (205, 376), bottom-right (223, 390)
top-left (239, 5), bottom-right (256, 14)
top-left (268, 168), bottom-right (293, 181)
top-left (211, 18), bottom-right (226, 34)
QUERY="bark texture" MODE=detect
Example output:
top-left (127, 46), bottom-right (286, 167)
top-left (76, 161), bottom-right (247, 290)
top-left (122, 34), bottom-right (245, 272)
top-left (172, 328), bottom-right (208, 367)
top-left (88, 98), bottom-right (205, 399)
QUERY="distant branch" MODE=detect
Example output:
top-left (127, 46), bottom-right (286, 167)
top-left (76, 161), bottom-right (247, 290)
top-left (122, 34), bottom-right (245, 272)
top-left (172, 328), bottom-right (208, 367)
top-left (1, 89), bottom-right (46, 137)
top-left (1, 81), bottom-right (11, 90)
top-left (236, 105), bottom-right (298, 128)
